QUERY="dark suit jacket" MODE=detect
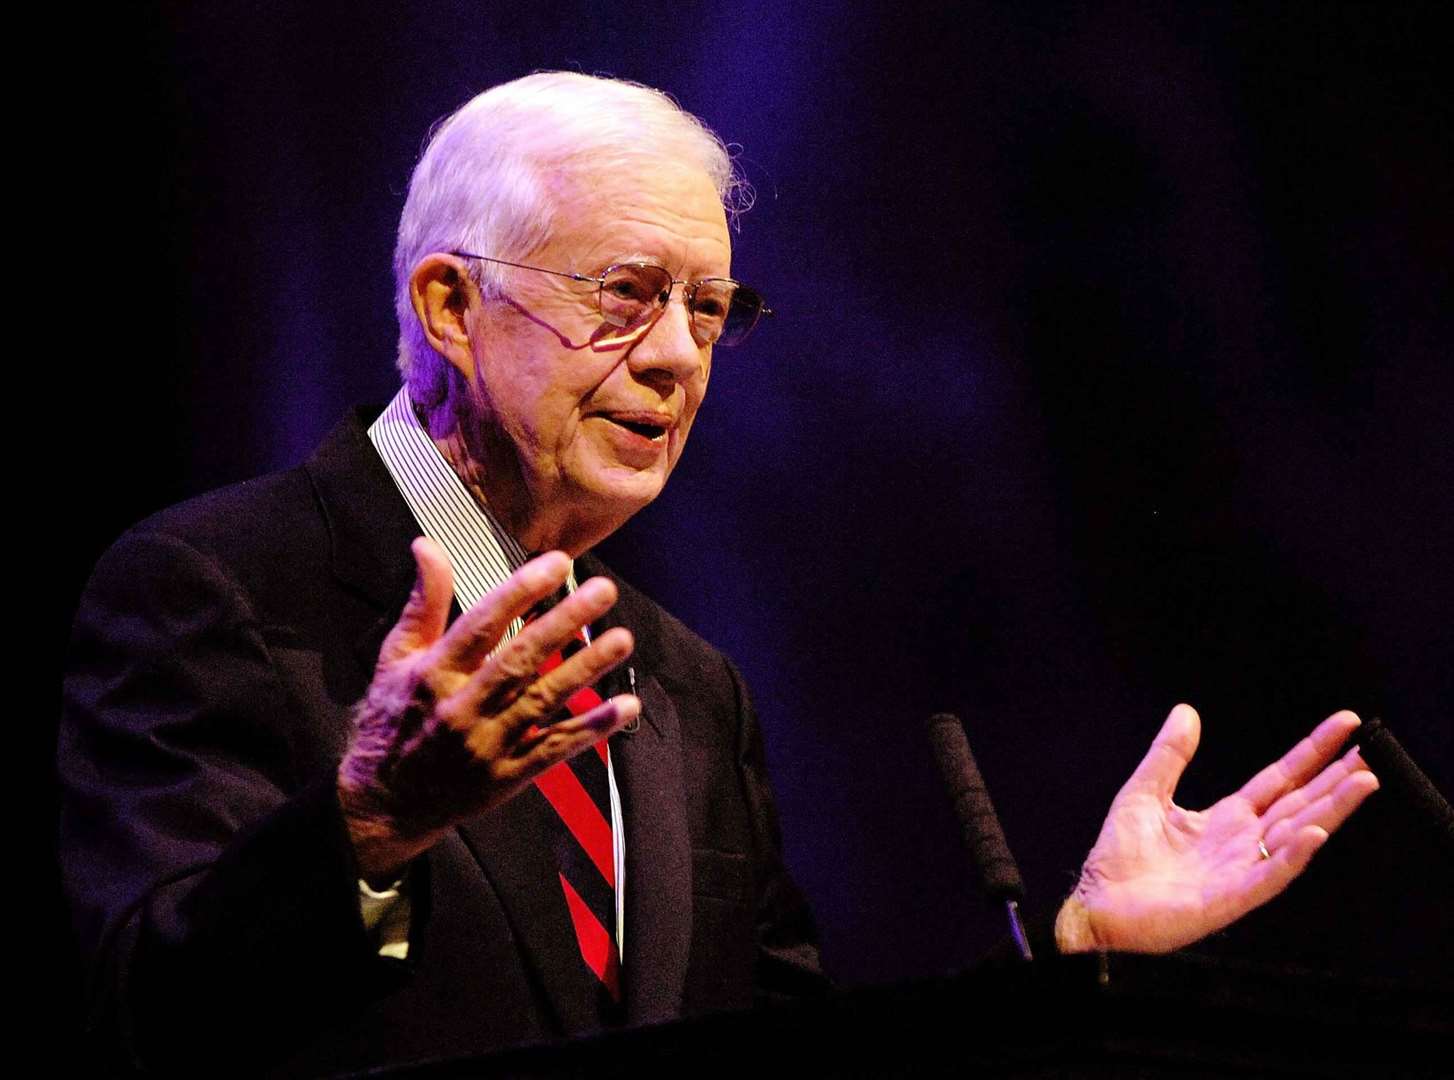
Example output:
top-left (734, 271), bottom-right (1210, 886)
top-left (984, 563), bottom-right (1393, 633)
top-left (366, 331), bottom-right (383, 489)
top-left (60, 409), bottom-right (826, 1076)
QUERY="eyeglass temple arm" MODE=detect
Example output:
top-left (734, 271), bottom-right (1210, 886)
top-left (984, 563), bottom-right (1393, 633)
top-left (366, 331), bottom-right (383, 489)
top-left (449, 251), bottom-right (596, 285)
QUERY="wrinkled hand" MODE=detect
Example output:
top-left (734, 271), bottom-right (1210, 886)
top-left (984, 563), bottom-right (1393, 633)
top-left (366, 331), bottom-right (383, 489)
top-left (1055, 704), bottom-right (1378, 954)
top-left (338, 538), bottom-right (638, 884)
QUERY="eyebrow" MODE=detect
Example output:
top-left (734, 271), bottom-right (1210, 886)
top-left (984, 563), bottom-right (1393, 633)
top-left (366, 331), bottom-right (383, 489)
top-left (590, 253), bottom-right (734, 280)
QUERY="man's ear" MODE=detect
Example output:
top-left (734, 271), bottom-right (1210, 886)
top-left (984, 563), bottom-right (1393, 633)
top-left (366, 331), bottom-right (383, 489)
top-left (410, 254), bottom-right (478, 379)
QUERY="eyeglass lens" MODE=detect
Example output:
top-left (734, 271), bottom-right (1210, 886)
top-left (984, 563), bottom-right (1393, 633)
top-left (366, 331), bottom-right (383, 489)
top-left (598, 264), bottom-right (764, 346)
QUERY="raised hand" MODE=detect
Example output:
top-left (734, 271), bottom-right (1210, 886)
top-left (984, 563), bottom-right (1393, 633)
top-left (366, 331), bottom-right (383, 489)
top-left (337, 538), bottom-right (638, 884)
top-left (1055, 705), bottom-right (1379, 954)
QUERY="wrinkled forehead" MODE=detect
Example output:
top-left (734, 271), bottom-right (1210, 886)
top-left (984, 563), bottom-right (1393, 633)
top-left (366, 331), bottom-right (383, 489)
top-left (540, 156), bottom-right (732, 273)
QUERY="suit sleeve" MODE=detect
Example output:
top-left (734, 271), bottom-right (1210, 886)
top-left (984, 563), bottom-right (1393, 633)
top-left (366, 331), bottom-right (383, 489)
top-left (722, 657), bottom-right (833, 1003)
top-left (59, 529), bottom-right (406, 1072)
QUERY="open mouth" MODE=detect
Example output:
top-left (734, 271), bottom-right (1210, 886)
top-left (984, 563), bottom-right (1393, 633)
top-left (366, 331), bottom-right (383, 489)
top-left (609, 417), bottom-right (669, 440)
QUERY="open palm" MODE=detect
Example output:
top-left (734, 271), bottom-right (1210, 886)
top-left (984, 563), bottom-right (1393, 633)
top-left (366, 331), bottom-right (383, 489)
top-left (1056, 705), bottom-right (1378, 954)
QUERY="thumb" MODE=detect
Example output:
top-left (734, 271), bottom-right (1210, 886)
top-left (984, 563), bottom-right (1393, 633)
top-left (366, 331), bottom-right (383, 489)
top-left (379, 537), bottom-right (453, 664)
top-left (1123, 703), bottom-right (1202, 801)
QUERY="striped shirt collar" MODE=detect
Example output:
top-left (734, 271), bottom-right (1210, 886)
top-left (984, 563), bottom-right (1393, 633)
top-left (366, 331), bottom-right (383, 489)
top-left (366, 387), bottom-right (577, 632)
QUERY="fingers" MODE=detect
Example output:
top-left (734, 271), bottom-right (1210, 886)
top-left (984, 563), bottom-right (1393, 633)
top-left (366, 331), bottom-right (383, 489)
top-left (507, 694), bottom-right (641, 770)
top-left (1123, 704), bottom-right (1202, 800)
top-left (515, 625), bottom-right (635, 718)
top-left (379, 546), bottom-right (632, 746)
top-left (513, 575), bottom-right (622, 673)
top-left (433, 551), bottom-right (572, 673)
top-left (1235, 825), bottom-right (1332, 915)
top-left (464, 574), bottom-right (622, 688)
top-left (378, 537), bottom-right (454, 665)
top-left (425, 562), bottom-right (631, 746)
top-left (1239, 710), bottom-right (1361, 813)
top-left (1242, 771), bottom-right (1374, 911)
top-left (1241, 760), bottom-right (1377, 922)
top-left (468, 621), bottom-right (635, 738)
top-left (1262, 762), bottom-right (1379, 851)
top-left (1258, 745), bottom-right (1369, 831)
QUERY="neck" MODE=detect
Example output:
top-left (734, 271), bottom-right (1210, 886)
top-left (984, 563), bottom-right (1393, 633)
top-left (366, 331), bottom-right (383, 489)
top-left (418, 388), bottom-right (619, 557)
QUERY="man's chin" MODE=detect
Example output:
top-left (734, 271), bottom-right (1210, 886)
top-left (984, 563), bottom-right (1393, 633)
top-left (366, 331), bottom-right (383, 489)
top-left (583, 470), bottom-right (668, 515)
top-left (559, 463), bottom-right (669, 528)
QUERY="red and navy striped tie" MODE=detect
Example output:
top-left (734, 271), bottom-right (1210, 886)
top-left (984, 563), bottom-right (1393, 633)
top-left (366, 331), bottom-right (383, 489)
top-left (528, 591), bottom-right (620, 1003)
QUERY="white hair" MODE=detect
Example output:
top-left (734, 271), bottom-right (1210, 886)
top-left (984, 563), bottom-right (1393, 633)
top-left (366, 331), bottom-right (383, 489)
top-left (393, 71), bottom-right (747, 405)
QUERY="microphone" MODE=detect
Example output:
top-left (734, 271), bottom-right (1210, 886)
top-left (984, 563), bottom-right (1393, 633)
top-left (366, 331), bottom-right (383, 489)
top-left (621, 665), bottom-right (641, 733)
top-left (1357, 717), bottom-right (1454, 863)
top-left (926, 712), bottom-right (1033, 961)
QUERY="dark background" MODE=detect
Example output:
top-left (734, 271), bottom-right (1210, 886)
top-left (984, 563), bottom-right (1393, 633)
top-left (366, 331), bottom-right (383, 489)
top-left (52, 0), bottom-right (1450, 1030)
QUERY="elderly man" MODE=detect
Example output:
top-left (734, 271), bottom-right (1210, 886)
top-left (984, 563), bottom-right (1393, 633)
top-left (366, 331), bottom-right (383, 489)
top-left (61, 72), bottom-right (1377, 1075)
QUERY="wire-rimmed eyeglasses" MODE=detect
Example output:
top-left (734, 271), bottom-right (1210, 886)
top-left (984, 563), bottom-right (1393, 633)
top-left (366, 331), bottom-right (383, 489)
top-left (450, 252), bottom-right (771, 347)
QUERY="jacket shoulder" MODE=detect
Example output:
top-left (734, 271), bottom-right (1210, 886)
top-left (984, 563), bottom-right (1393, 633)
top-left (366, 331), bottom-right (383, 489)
top-left (81, 407), bottom-right (407, 625)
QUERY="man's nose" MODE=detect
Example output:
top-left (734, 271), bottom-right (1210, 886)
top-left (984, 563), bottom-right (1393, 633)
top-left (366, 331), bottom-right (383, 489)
top-left (626, 289), bottom-right (707, 384)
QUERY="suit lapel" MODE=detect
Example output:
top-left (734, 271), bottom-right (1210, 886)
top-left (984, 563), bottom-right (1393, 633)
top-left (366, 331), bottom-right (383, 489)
top-left (301, 408), bottom-right (423, 673)
top-left (305, 408), bottom-right (421, 612)
top-left (583, 555), bottom-right (694, 1026)
top-left (612, 672), bottom-right (692, 1025)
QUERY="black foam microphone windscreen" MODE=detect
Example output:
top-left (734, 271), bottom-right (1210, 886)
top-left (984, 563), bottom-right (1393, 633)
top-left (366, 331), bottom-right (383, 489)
top-left (926, 712), bottom-right (1025, 903)
top-left (1359, 717), bottom-right (1454, 863)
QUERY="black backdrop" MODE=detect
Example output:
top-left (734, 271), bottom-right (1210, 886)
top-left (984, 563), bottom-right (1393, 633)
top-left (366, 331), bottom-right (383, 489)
top-left (53, 0), bottom-right (1450, 1041)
